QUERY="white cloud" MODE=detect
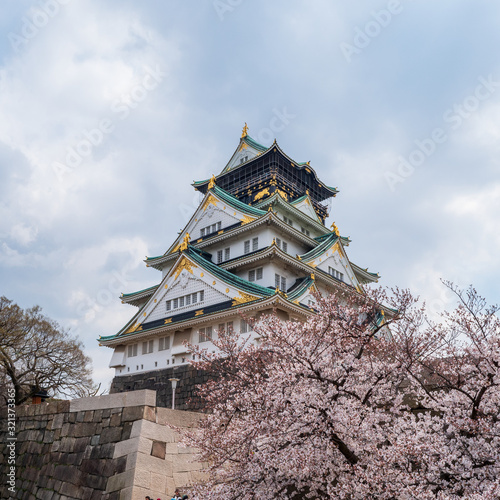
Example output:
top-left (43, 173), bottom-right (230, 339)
top-left (9, 222), bottom-right (38, 245)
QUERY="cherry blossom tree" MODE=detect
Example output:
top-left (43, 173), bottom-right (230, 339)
top-left (185, 284), bottom-right (500, 499)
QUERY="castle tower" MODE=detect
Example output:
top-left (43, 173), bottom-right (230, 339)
top-left (100, 126), bottom-right (379, 408)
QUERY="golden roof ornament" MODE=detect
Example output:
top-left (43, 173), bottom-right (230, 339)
top-left (310, 273), bottom-right (315, 280)
top-left (179, 232), bottom-right (191, 252)
top-left (331, 222), bottom-right (340, 237)
top-left (208, 175), bottom-right (216, 190)
top-left (241, 122), bottom-right (249, 138)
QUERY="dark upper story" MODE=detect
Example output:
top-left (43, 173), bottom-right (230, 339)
top-left (193, 138), bottom-right (338, 224)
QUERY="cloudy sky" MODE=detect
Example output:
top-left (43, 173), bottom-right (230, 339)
top-left (1, 1), bottom-right (499, 390)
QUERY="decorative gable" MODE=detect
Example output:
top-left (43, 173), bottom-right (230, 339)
top-left (125, 252), bottom-right (270, 333)
top-left (316, 250), bottom-right (359, 289)
top-left (290, 195), bottom-right (322, 223)
top-left (222, 134), bottom-right (267, 172)
top-left (168, 190), bottom-right (261, 254)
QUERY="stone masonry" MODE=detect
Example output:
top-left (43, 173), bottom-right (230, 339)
top-left (110, 365), bottom-right (211, 411)
top-left (0, 390), bottom-right (206, 500)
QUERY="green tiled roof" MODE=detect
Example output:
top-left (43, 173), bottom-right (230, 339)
top-left (193, 178), bottom-right (210, 187)
top-left (243, 134), bottom-right (268, 152)
top-left (212, 186), bottom-right (266, 217)
top-left (122, 284), bottom-right (158, 298)
top-left (290, 194), bottom-right (308, 205)
top-left (287, 277), bottom-right (314, 300)
top-left (186, 246), bottom-right (275, 298)
top-left (300, 233), bottom-right (339, 262)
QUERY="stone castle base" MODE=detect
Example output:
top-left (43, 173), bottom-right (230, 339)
top-left (110, 365), bottom-right (211, 411)
top-left (0, 390), bottom-right (206, 500)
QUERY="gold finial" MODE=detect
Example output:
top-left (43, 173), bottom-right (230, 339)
top-left (272, 237), bottom-right (276, 245)
top-left (381, 310), bottom-right (385, 316)
top-left (241, 122), bottom-right (249, 138)
top-left (179, 232), bottom-right (191, 252)
top-left (310, 273), bottom-right (315, 280)
top-left (330, 222), bottom-right (340, 237)
top-left (275, 287), bottom-right (280, 294)
top-left (268, 205), bottom-right (273, 212)
top-left (306, 189), bottom-right (310, 196)
top-left (306, 161), bottom-right (310, 166)
top-left (208, 175), bottom-right (216, 190)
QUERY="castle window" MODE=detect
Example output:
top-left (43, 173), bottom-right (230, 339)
top-left (252, 237), bottom-right (259, 251)
top-left (301, 227), bottom-right (310, 236)
top-left (166, 300), bottom-right (171, 311)
top-left (217, 247), bottom-right (230, 264)
top-left (240, 319), bottom-right (250, 333)
top-left (328, 266), bottom-right (344, 281)
top-left (248, 267), bottom-right (263, 282)
top-left (244, 240), bottom-right (250, 254)
top-left (171, 291), bottom-right (204, 310)
top-left (159, 336), bottom-right (170, 351)
top-left (201, 221), bottom-right (222, 238)
top-left (284, 216), bottom-right (293, 227)
top-left (127, 344), bottom-right (138, 357)
top-left (142, 340), bottom-right (154, 355)
top-left (275, 238), bottom-right (288, 253)
top-left (275, 274), bottom-right (287, 291)
top-left (199, 326), bottom-right (213, 343)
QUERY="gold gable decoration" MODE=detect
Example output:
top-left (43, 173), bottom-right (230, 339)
top-left (174, 256), bottom-right (197, 279)
top-left (277, 189), bottom-right (288, 200)
top-left (240, 215), bottom-right (255, 225)
top-left (124, 322), bottom-right (142, 334)
top-left (241, 122), bottom-right (249, 138)
top-left (232, 291), bottom-right (259, 306)
top-left (331, 221), bottom-right (340, 237)
top-left (208, 175), bottom-right (216, 190)
top-left (179, 232), bottom-right (191, 252)
top-left (202, 194), bottom-right (218, 211)
top-left (254, 188), bottom-right (270, 201)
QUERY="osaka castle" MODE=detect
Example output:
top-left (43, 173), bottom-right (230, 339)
top-left (100, 125), bottom-right (379, 408)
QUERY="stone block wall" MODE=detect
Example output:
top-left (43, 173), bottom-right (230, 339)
top-left (110, 365), bottom-right (211, 411)
top-left (0, 390), bottom-right (206, 500)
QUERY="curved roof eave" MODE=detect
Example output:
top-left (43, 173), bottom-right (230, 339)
top-left (99, 293), bottom-right (313, 346)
